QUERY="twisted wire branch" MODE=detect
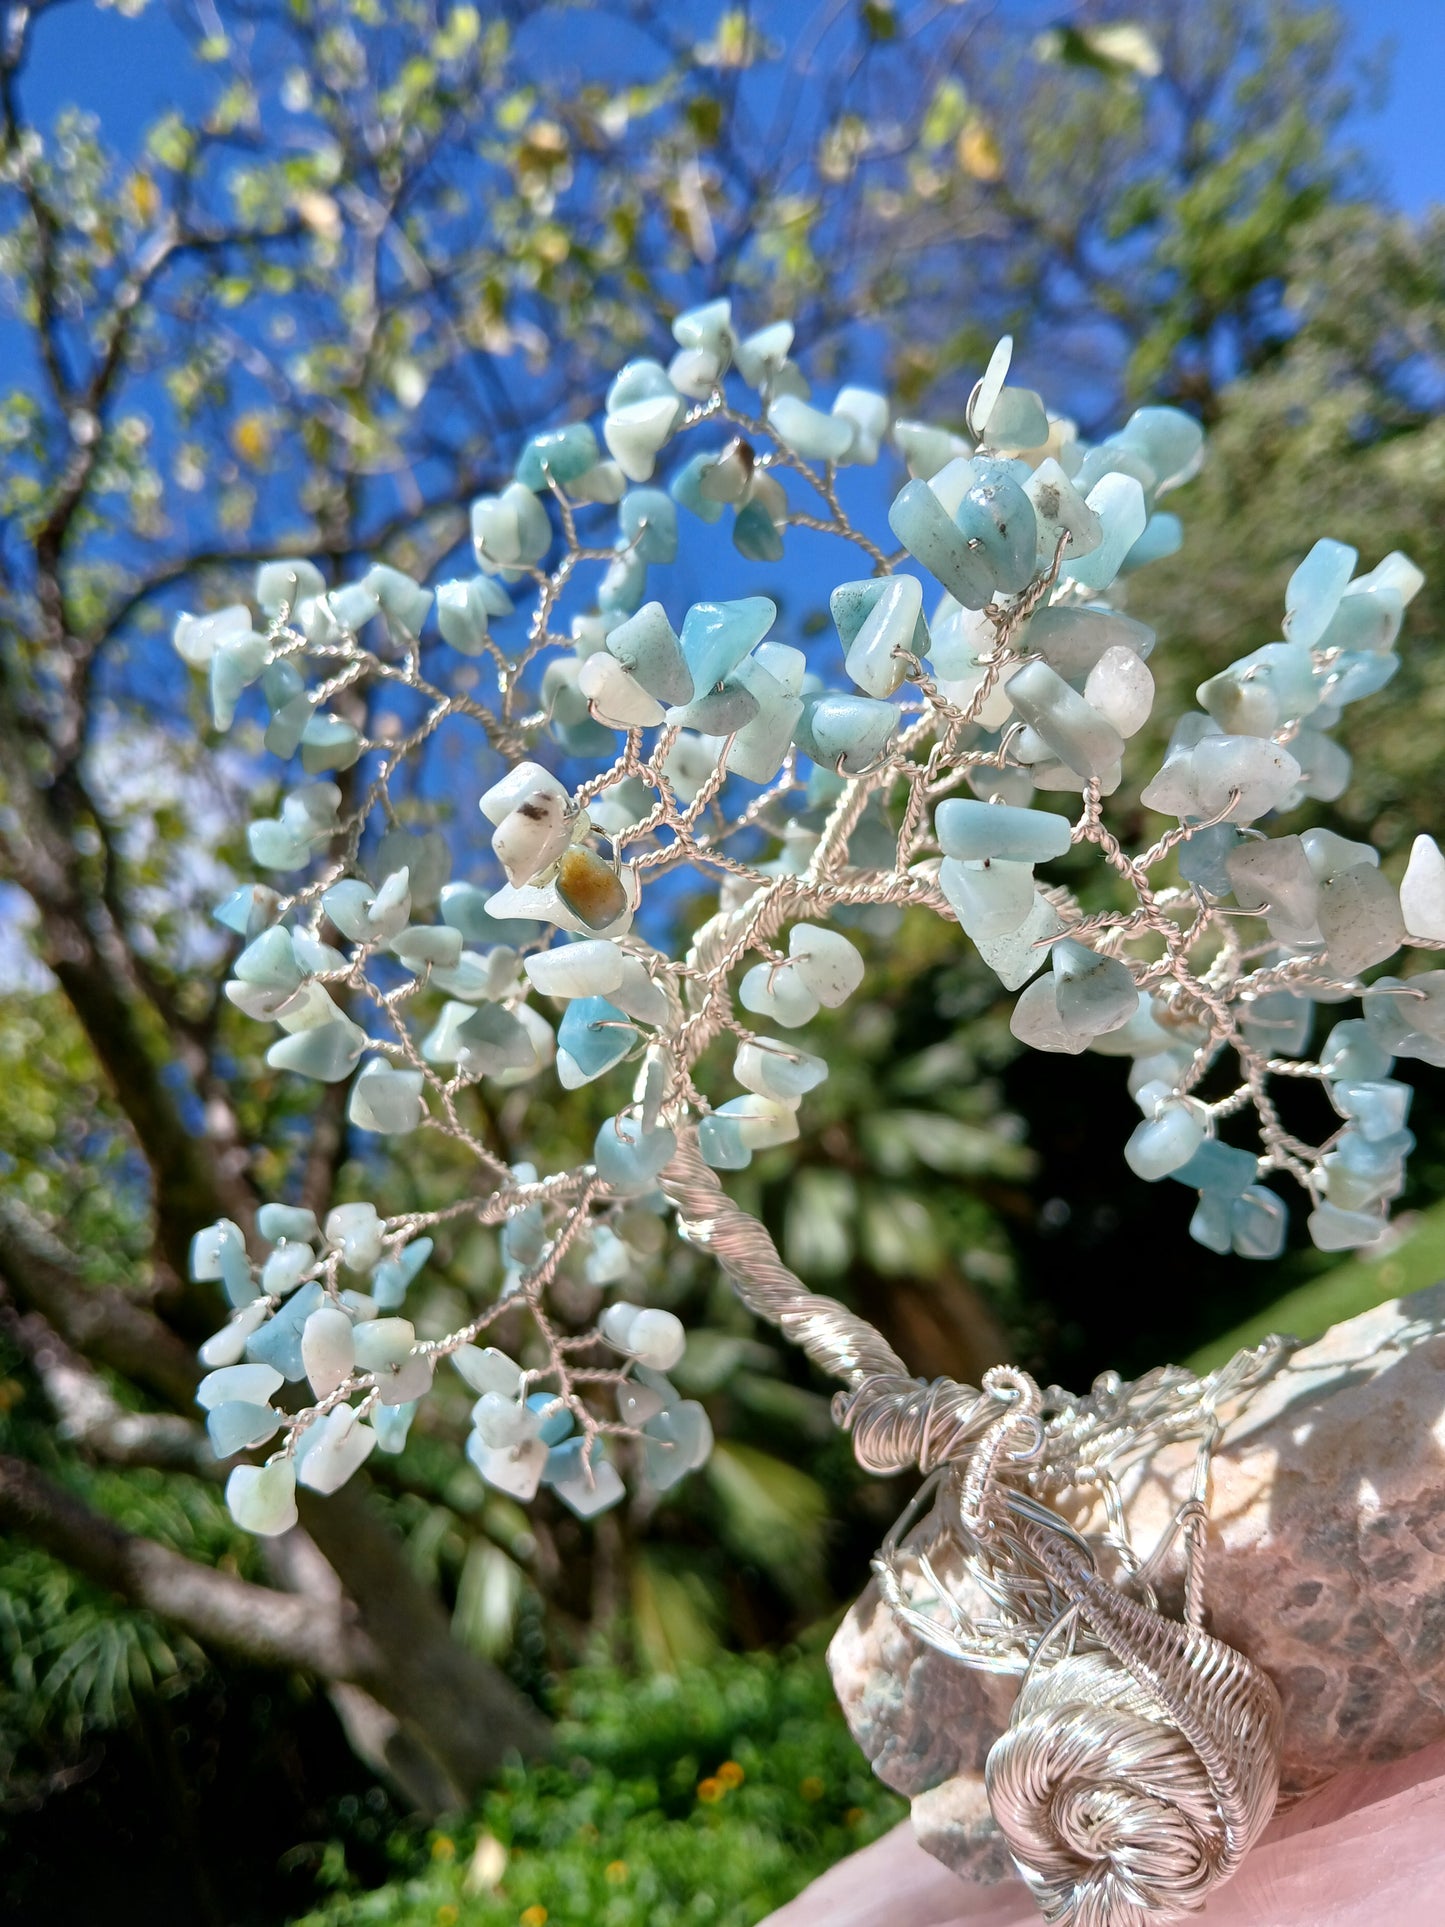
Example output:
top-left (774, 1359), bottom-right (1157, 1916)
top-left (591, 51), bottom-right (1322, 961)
top-left (663, 1132), bottom-right (1285, 1926)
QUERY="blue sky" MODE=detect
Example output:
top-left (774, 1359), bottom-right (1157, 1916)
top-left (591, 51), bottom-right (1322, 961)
top-left (18, 1), bottom-right (1445, 215)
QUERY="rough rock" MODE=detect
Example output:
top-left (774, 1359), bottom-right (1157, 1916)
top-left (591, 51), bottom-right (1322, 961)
top-left (827, 1283), bottom-right (1445, 1882)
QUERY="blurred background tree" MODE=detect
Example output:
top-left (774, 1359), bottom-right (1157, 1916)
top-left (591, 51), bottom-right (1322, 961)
top-left (0, 1), bottom-right (1440, 1920)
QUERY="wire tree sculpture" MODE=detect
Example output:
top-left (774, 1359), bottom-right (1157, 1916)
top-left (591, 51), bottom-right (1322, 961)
top-left (176, 300), bottom-right (1434, 1923)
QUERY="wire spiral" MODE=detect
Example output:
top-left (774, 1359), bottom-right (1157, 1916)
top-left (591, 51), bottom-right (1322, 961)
top-left (663, 1132), bottom-right (1285, 1925)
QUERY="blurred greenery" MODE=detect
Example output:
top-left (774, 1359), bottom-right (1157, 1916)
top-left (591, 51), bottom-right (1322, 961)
top-left (292, 1649), bottom-right (906, 1927)
top-left (0, 0), bottom-right (1441, 1920)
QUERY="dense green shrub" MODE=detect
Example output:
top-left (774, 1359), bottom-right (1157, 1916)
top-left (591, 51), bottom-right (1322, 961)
top-left (295, 1647), bottom-right (905, 1927)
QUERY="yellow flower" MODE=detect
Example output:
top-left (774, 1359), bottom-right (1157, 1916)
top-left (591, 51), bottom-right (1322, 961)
top-left (520, 1908), bottom-right (548, 1927)
top-left (431, 1836), bottom-right (456, 1862)
top-left (437, 1908), bottom-right (459, 1926)
top-left (799, 1776), bottom-right (825, 1803)
top-left (717, 1760), bottom-right (745, 1789)
top-left (696, 1776), bottom-right (724, 1804)
top-left (604, 1860), bottom-right (629, 1885)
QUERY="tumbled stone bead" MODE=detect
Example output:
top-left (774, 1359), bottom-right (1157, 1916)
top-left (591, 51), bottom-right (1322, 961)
top-left (515, 421), bottom-right (600, 491)
top-left (578, 651), bottom-right (665, 729)
top-left (732, 319), bottom-right (794, 388)
top-left (699, 1113), bottom-right (751, 1169)
top-left (198, 1300), bottom-right (271, 1370)
top-left (1363, 976), bottom-right (1445, 1067)
top-left (1230, 1185), bottom-right (1287, 1259)
top-left (834, 574), bottom-right (926, 697)
top-left (1327, 648), bottom-right (1401, 710)
top-left (892, 419), bottom-right (972, 480)
top-left (256, 557), bottom-right (325, 615)
top-left (234, 925), bottom-right (303, 993)
top-left (603, 396), bottom-right (679, 482)
top-left (568, 459), bottom-right (628, 504)
top-left (1189, 1191), bottom-right (1233, 1253)
top-left (1224, 836), bottom-right (1321, 945)
top-left (667, 674), bottom-right (759, 735)
top-left (831, 386), bottom-right (888, 464)
top-left (1024, 458), bottom-right (1101, 569)
top-left (524, 939), bottom-right (624, 1000)
top-left (493, 789), bottom-right (575, 888)
top-left (362, 562), bottom-right (432, 636)
top-left (371, 1237), bottom-right (432, 1312)
top-left (722, 683), bottom-right (804, 783)
top-left (1198, 641), bottom-right (1318, 737)
top-left (1125, 1100), bottom-right (1205, 1180)
top-left (979, 384), bottom-right (1048, 450)
top-left (888, 478), bottom-right (998, 608)
top-left (1006, 660), bottom-right (1123, 780)
top-left (594, 1114), bottom-right (676, 1191)
top-left (243, 1282), bottom-right (321, 1382)
top-left (453, 1345), bottom-right (523, 1398)
top-left (267, 1016), bottom-right (367, 1083)
top-left (553, 847), bottom-right (628, 933)
top-left (1114, 406), bottom-right (1203, 493)
top-left (1063, 474), bottom-right (1147, 593)
top-left (1051, 939), bottom-right (1138, 1039)
top-left (1316, 863), bottom-right (1405, 977)
top-left (938, 856), bottom-right (1036, 940)
top-left (679, 595), bottom-right (775, 693)
top-left (1320, 1019), bottom-right (1393, 1086)
top-left (1307, 1199), bottom-right (1385, 1251)
top-left (467, 1430), bottom-right (547, 1501)
top-left (672, 296), bottom-right (733, 359)
top-left (1174, 823), bottom-right (1238, 899)
top-left (1239, 989), bottom-right (1312, 1057)
top-left (390, 925), bottom-right (464, 973)
top-left (256, 1203), bottom-right (319, 1247)
top-left (1332, 1077), bottom-right (1412, 1142)
top-left (555, 996), bottom-right (637, 1088)
top-left (209, 629), bottom-right (271, 733)
top-left (373, 826), bottom-right (447, 908)
top-left (214, 884), bottom-right (282, 942)
top-left (1171, 1140), bottom-right (1257, 1198)
top-left (436, 574), bottom-right (511, 654)
top-left (1119, 512), bottom-right (1182, 574)
top-left (787, 924), bottom-right (864, 1006)
top-left (1009, 974), bottom-right (1089, 1055)
top-left (325, 1202), bottom-right (384, 1271)
top-left (348, 1059), bottom-right (425, 1135)
top-left (261, 1242), bottom-right (315, 1297)
top-left (953, 470), bottom-right (1037, 594)
top-left (969, 334), bottom-right (1013, 435)
top-left (1319, 579), bottom-right (1404, 655)
top-left (935, 798), bottom-right (1072, 863)
top-left (1302, 828), bottom-right (1378, 883)
top-left (299, 713), bottom-right (361, 775)
top-left (731, 496), bottom-right (784, 563)
top-left (1084, 646), bottom-right (1154, 737)
top-left (1400, 834), bottom-right (1445, 941)
top-left (619, 487), bottom-right (679, 565)
top-left (225, 1460), bottom-right (298, 1536)
top-left (437, 882), bottom-right (536, 949)
top-left (767, 393), bottom-right (855, 462)
top-left (297, 1406), bottom-right (377, 1494)
top-left (1025, 605), bottom-right (1154, 681)
top-left (738, 959), bottom-right (820, 1029)
top-left (795, 692), bottom-right (899, 774)
top-left (196, 1362), bottom-right (283, 1416)
top-left (642, 1399), bottom-right (713, 1482)
top-left (972, 891), bottom-right (1065, 989)
top-left (734, 1037), bottom-right (827, 1101)
top-left (669, 449), bottom-right (727, 524)
top-left (547, 1440), bottom-right (626, 1517)
top-left (479, 761), bottom-right (567, 830)
top-left (1284, 537), bottom-right (1358, 649)
top-left (453, 1003), bottom-right (537, 1077)
top-left (300, 1304), bottom-right (355, 1400)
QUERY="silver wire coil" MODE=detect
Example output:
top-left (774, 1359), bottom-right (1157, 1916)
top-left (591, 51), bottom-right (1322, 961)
top-left (664, 1131), bottom-right (1286, 1926)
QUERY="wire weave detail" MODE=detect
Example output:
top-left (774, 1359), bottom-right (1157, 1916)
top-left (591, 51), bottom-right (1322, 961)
top-left (665, 1130), bottom-right (1286, 1926)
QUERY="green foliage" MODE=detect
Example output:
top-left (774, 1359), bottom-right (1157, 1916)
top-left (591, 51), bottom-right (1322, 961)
top-left (293, 1648), bottom-right (906, 1927)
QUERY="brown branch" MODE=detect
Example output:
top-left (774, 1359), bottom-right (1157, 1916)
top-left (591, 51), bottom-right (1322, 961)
top-left (0, 1452), bottom-right (368, 1677)
top-left (0, 1197), bottom-right (200, 1410)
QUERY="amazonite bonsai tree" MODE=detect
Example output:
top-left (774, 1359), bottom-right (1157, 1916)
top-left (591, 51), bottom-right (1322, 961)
top-left (174, 300), bottom-right (1436, 1536)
